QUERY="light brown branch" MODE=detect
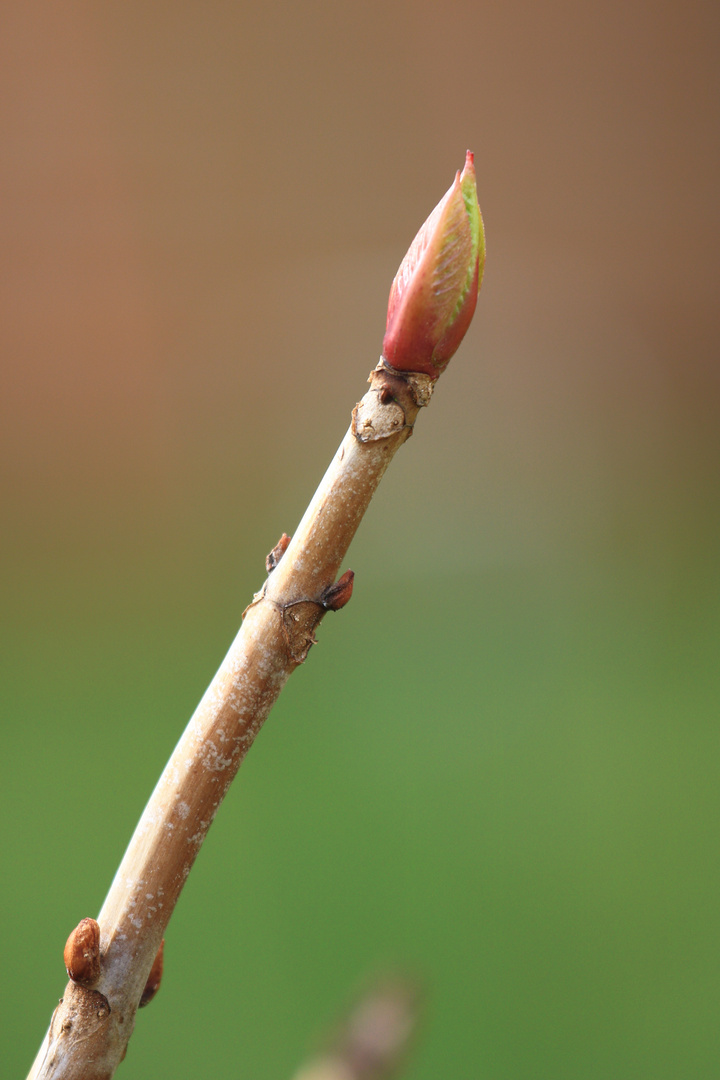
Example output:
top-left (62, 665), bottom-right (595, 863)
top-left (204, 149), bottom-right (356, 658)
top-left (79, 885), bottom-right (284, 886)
top-left (27, 364), bottom-right (433, 1080)
top-left (290, 978), bottom-right (421, 1080)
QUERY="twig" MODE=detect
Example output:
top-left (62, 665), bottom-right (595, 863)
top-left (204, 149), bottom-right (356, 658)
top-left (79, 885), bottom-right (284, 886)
top-left (27, 150), bottom-right (484, 1079)
top-left (27, 365), bottom-right (431, 1080)
top-left (290, 978), bottom-right (422, 1080)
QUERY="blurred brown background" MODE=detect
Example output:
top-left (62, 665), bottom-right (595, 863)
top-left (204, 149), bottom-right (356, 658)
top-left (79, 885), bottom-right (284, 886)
top-left (2, 2), bottom-right (719, 1078)
top-left (2, 1), bottom-right (719, 575)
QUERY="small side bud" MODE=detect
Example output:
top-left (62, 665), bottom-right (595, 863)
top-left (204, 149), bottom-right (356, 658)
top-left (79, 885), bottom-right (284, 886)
top-left (139, 939), bottom-right (165, 1007)
top-left (321, 569), bottom-right (355, 611)
top-left (64, 918), bottom-right (101, 988)
top-left (266, 533), bottom-right (292, 573)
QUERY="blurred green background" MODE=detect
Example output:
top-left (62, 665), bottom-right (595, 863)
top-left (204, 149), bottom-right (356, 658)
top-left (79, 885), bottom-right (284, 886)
top-left (2, 1), bottom-right (719, 1077)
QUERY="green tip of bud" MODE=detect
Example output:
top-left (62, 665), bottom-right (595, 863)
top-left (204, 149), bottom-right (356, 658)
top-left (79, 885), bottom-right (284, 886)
top-left (382, 150), bottom-right (485, 379)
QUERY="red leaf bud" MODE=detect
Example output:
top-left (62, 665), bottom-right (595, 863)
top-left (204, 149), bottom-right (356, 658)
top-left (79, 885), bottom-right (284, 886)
top-left (382, 151), bottom-right (485, 379)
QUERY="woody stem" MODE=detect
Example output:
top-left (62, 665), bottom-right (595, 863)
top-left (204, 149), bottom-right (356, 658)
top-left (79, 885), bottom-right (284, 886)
top-left (27, 364), bottom-right (431, 1080)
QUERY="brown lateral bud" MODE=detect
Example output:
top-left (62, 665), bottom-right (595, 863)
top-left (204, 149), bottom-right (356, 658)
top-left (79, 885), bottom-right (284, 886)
top-left (139, 939), bottom-right (164, 1007)
top-left (266, 533), bottom-right (292, 573)
top-left (321, 569), bottom-right (355, 611)
top-left (64, 918), bottom-right (101, 988)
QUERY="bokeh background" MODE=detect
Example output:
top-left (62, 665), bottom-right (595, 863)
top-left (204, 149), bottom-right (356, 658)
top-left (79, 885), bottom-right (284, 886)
top-left (2, 2), bottom-right (719, 1077)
